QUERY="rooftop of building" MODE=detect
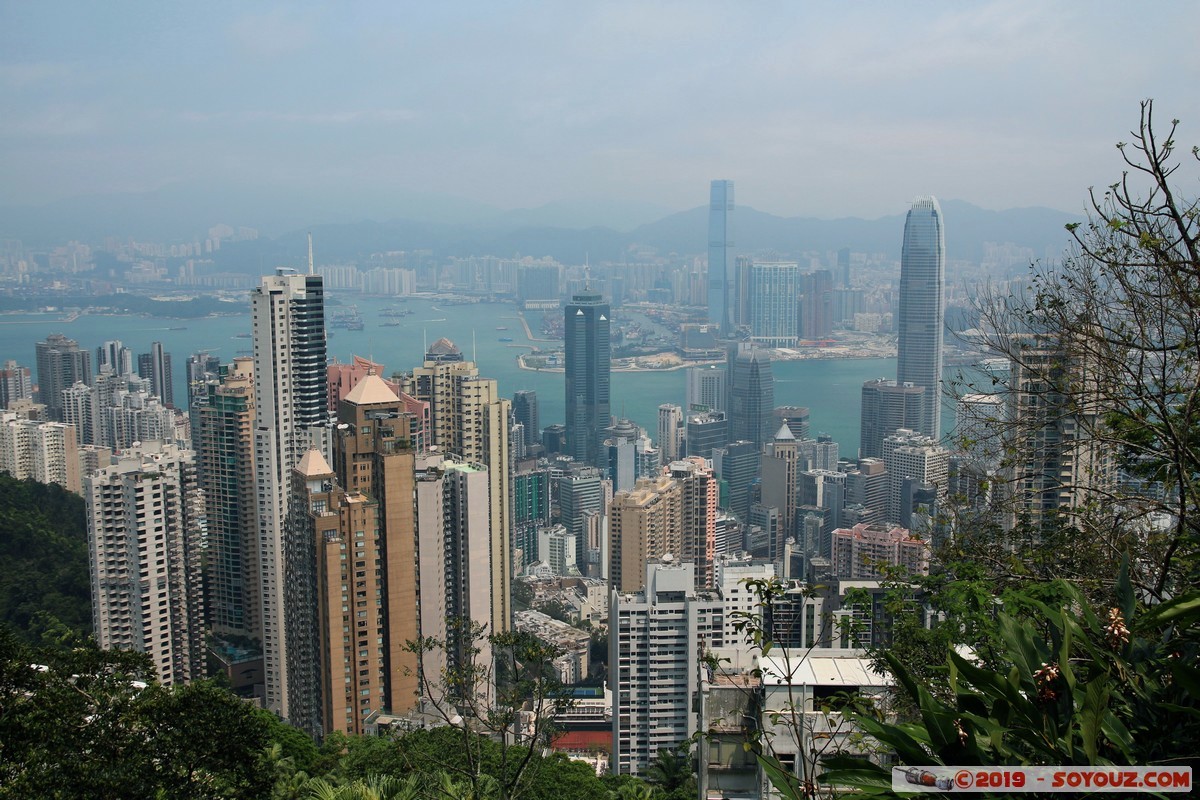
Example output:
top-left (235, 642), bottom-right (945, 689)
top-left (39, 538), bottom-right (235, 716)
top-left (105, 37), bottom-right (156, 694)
top-left (759, 650), bottom-right (891, 689)
top-left (295, 447), bottom-right (334, 477)
top-left (426, 337), bottom-right (460, 355)
top-left (344, 372), bottom-right (400, 405)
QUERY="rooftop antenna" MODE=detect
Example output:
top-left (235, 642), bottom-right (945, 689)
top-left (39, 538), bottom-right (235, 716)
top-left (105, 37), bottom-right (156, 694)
top-left (307, 232), bottom-right (314, 275)
top-left (423, 328), bottom-right (427, 357)
top-left (472, 329), bottom-right (477, 363)
top-left (584, 252), bottom-right (591, 290)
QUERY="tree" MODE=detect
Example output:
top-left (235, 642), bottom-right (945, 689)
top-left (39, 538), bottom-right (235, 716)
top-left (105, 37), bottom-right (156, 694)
top-left (300, 773), bottom-right (424, 799)
top-left (0, 627), bottom-right (278, 799)
top-left (825, 101), bottom-right (1200, 796)
top-left (404, 620), bottom-right (575, 800)
top-left (821, 570), bottom-right (1200, 795)
top-left (958, 100), bottom-right (1200, 601)
top-left (716, 577), bottom-right (886, 800)
top-left (0, 475), bottom-right (92, 642)
top-left (643, 746), bottom-right (695, 799)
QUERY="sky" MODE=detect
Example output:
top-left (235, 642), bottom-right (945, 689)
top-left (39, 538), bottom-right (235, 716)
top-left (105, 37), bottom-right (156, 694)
top-left (2, 1), bottom-right (1198, 225)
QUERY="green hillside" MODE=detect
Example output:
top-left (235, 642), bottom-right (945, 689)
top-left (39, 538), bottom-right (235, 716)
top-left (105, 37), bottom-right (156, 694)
top-left (0, 474), bottom-right (92, 642)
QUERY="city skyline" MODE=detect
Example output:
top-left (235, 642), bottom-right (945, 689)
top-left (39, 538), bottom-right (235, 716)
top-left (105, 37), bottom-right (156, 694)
top-left (0, 3), bottom-right (1194, 791)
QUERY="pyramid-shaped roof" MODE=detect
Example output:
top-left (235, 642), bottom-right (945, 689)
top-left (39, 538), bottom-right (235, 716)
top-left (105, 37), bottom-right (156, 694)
top-left (296, 447), bottom-right (334, 477)
top-left (345, 373), bottom-right (400, 405)
top-left (427, 337), bottom-right (460, 355)
top-left (774, 423), bottom-right (795, 441)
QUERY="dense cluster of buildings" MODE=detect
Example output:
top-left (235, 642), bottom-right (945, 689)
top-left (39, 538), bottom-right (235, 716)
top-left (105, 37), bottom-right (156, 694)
top-left (0, 184), bottom-right (1120, 796)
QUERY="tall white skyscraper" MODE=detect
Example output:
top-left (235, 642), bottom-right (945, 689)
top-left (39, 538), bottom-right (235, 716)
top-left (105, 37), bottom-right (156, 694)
top-left (87, 441), bottom-right (205, 685)
top-left (251, 269), bottom-right (328, 717)
top-left (707, 180), bottom-right (735, 331)
top-left (896, 196), bottom-right (945, 439)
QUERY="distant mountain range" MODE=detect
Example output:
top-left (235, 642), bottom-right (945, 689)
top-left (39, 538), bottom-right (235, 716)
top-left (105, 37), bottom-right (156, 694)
top-left (0, 184), bottom-right (1081, 267)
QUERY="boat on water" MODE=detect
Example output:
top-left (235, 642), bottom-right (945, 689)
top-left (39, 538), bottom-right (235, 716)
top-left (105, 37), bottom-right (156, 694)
top-left (235, 333), bottom-right (251, 338)
top-left (496, 326), bottom-right (508, 330)
top-left (170, 326), bottom-right (187, 331)
top-left (498, 337), bottom-right (514, 342)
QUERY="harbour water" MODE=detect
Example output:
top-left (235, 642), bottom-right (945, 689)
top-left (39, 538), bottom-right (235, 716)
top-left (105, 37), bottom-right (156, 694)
top-left (0, 294), bottom-right (907, 454)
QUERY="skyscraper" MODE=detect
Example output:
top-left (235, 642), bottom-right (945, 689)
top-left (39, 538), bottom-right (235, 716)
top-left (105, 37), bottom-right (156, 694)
top-left (685, 365), bottom-right (727, 414)
top-left (712, 440), bottom-right (760, 523)
top-left (97, 341), bottom-right (134, 377)
top-left (332, 374), bottom-right (422, 730)
top-left (138, 341), bottom-right (174, 407)
top-left (882, 429), bottom-right (949, 526)
top-left (860, 378), bottom-right (926, 459)
top-left (402, 350), bottom-right (512, 635)
top-left (657, 404), bottom-right (683, 463)
top-left (707, 180), bottom-right (735, 331)
top-left (251, 269), bottom-right (328, 717)
top-left (0, 415), bottom-right (80, 493)
top-left (608, 473), bottom-right (681, 593)
top-left (35, 333), bottom-right (92, 421)
top-left (728, 344), bottom-right (775, 449)
top-left (87, 441), bottom-right (205, 685)
top-left (0, 360), bottom-right (33, 410)
top-left (564, 289), bottom-right (610, 468)
top-left (761, 425), bottom-right (799, 559)
top-left (611, 560), bottom-right (723, 775)
top-left (800, 269), bottom-right (834, 341)
top-left (558, 467), bottom-right (604, 568)
top-left (748, 261), bottom-right (799, 347)
top-left (1007, 335), bottom-right (1116, 529)
top-left (194, 358), bottom-right (258, 643)
top-left (669, 457), bottom-right (718, 590)
top-left (513, 465), bottom-right (552, 568)
top-left (896, 196), bottom-right (945, 439)
top-left (685, 409), bottom-right (728, 459)
top-left (773, 406), bottom-right (811, 441)
top-left (513, 389), bottom-right (540, 447)
top-left (413, 452), bottom-right (495, 684)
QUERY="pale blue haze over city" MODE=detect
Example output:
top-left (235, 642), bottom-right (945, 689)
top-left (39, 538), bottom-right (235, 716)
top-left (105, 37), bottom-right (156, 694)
top-left (2, 1), bottom-right (1199, 230)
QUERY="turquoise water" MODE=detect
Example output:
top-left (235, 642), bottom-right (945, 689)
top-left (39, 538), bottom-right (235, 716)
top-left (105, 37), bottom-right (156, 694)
top-left (0, 295), bottom-right (902, 454)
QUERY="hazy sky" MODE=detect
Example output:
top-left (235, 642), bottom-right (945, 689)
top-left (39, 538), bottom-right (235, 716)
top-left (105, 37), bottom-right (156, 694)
top-left (2, 1), bottom-right (1198, 220)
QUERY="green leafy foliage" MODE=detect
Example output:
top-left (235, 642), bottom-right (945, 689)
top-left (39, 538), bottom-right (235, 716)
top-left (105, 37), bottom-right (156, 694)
top-left (0, 627), bottom-right (277, 799)
top-left (0, 474), bottom-right (92, 641)
top-left (821, 573), bottom-right (1200, 797)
